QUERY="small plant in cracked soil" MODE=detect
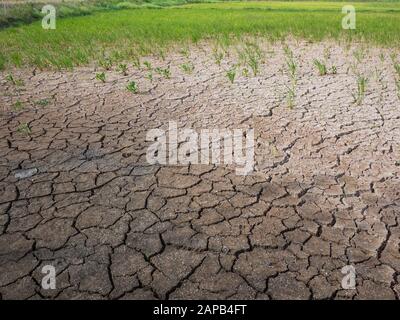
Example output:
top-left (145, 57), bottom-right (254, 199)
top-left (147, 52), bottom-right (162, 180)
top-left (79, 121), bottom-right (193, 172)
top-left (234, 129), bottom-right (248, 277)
top-left (95, 72), bottom-right (106, 83)
top-left (99, 57), bottom-right (113, 70)
top-left (238, 41), bottom-right (263, 76)
top-left (286, 85), bottom-right (296, 110)
top-left (331, 65), bottom-right (337, 74)
top-left (132, 57), bottom-right (141, 69)
top-left (179, 47), bottom-right (190, 58)
top-left (155, 67), bottom-right (171, 79)
top-left (393, 59), bottom-right (400, 99)
top-left (226, 67), bottom-right (236, 84)
top-left (353, 47), bottom-right (366, 64)
top-left (143, 61), bottom-right (152, 70)
top-left (5, 74), bottom-right (24, 86)
top-left (352, 75), bottom-right (368, 105)
top-left (313, 59), bottom-right (327, 76)
top-left (35, 98), bottom-right (50, 107)
top-left (17, 123), bottom-right (31, 135)
top-left (180, 62), bottom-right (194, 74)
top-left (146, 72), bottom-right (153, 82)
top-left (284, 45), bottom-right (297, 109)
top-left (213, 48), bottom-right (224, 66)
top-left (13, 100), bottom-right (24, 111)
top-left (126, 81), bottom-right (138, 94)
top-left (118, 63), bottom-right (128, 76)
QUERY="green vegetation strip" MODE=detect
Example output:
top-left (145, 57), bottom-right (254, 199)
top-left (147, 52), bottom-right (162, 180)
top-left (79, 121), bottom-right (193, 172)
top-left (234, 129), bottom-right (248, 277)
top-left (0, 2), bottom-right (399, 69)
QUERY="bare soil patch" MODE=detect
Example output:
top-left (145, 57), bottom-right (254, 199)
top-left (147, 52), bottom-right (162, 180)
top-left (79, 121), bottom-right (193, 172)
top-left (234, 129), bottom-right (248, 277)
top-left (0, 40), bottom-right (399, 299)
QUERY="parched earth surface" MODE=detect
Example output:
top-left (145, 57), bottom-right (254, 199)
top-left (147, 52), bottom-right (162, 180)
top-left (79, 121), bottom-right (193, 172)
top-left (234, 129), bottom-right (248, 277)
top-left (0, 41), bottom-right (399, 300)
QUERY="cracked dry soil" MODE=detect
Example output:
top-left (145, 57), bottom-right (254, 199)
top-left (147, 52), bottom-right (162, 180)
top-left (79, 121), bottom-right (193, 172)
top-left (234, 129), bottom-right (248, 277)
top-left (0, 41), bottom-right (399, 300)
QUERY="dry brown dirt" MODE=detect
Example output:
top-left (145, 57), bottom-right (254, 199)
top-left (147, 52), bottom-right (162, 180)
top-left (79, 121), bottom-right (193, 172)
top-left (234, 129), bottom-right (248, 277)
top-left (0, 40), bottom-right (399, 299)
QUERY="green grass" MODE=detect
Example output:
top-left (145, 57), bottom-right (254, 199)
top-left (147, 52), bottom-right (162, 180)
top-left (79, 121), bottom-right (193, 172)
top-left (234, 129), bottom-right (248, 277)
top-left (1, 2), bottom-right (400, 69)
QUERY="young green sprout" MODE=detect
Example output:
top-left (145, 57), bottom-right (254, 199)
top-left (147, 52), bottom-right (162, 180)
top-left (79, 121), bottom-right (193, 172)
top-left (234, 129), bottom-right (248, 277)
top-left (95, 72), bottom-right (106, 83)
top-left (313, 59), bottom-right (327, 76)
top-left (99, 58), bottom-right (112, 71)
top-left (13, 100), bottom-right (24, 111)
top-left (17, 123), bottom-right (31, 135)
top-left (143, 61), bottom-right (152, 70)
top-left (394, 62), bottom-right (400, 78)
top-left (118, 63), bottom-right (128, 76)
top-left (126, 81), bottom-right (138, 94)
top-left (213, 49), bottom-right (224, 66)
top-left (6, 74), bottom-right (24, 86)
top-left (352, 75), bottom-right (368, 106)
top-left (331, 65), bottom-right (337, 74)
top-left (286, 85), bottom-right (296, 110)
top-left (180, 62), bottom-right (194, 74)
top-left (226, 68), bottom-right (236, 84)
top-left (36, 99), bottom-right (50, 107)
top-left (155, 67), bottom-right (170, 79)
top-left (379, 53), bottom-right (385, 63)
top-left (132, 57), bottom-right (141, 69)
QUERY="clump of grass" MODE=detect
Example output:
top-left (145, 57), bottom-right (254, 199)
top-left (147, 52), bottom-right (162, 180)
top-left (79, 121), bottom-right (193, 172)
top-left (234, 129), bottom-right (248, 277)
top-left (286, 86), bottom-right (296, 110)
top-left (238, 41), bottom-right (263, 76)
top-left (396, 80), bottom-right (400, 99)
top-left (99, 58), bottom-right (113, 70)
top-left (353, 48), bottom-right (366, 64)
top-left (13, 100), bottom-right (24, 111)
top-left (179, 47), bottom-right (190, 58)
top-left (394, 60), bottom-right (400, 99)
top-left (6, 74), bottom-right (24, 86)
top-left (284, 45), bottom-right (297, 109)
top-left (155, 67), bottom-right (170, 79)
top-left (35, 98), bottom-right (50, 107)
top-left (331, 65), bottom-right (337, 74)
top-left (143, 61), bottom-right (152, 70)
top-left (146, 72), bottom-right (153, 82)
top-left (99, 57), bottom-right (112, 71)
top-left (313, 59), bottom-right (327, 76)
top-left (95, 72), bottom-right (106, 83)
top-left (132, 57), bottom-right (141, 69)
top-left (352, 75), bottom-right (368, 105)
top-left (379, 53), bottom-right (385, 63)
top-left (213, 48), bottom-right (224, 66)
top-left (242, 68), bottom-right (249, 77)
top-left (394, 62), bottom-right (400, 78)
top-left (17, 123), bottom-right (31, 135)
top-left (180, 62), bottom-right (194, 74)
top-left (118, 63), bottom-right (128, 76)
top-left (226, 67), bottom-right (236, 84)
top-left (126, 81), bottom-right (138, 94)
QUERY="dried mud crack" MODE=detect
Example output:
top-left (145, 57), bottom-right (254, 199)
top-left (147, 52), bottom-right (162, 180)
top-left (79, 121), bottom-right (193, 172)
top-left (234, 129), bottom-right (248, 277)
top-left (0, 41), bottom-right (399, 300)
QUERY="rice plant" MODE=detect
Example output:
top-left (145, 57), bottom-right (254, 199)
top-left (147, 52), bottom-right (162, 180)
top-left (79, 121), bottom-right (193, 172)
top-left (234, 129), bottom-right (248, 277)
top-left (17, 123), bottom-right (31, 135)
top-left (226, 68), bottom-right (236, 84)
top-left (352, 75), bottom-right (368, 105)
top-left (126, 81), bottom-right (138, 94)
top-left (5, 74), bottom-right (24, 86)
top-left (13, 100), bottom-right (24, 111)
top-left (313, 59), bottom-right (327, 76)
top-left (155, 67), bottom-right (170, 79)
top-left (99, 57), bottom-right (112, 70)
top-left (180, 62), bottom-right (194, 74)
top-left (95, 72), bottom-right (106, 83)
top-left (118, 63), bottom-right (128, 76)
top-left (286, 85), bottom-right (296, 110)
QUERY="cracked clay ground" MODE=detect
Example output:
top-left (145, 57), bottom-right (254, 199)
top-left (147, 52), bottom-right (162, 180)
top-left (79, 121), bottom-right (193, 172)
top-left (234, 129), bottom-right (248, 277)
top-left (0, 41), bottom-right (399, 300)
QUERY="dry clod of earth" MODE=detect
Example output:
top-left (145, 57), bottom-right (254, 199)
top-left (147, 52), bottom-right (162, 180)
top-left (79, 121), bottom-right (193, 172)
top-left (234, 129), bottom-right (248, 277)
top-left (0, 41), bottom-right (399, 300)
